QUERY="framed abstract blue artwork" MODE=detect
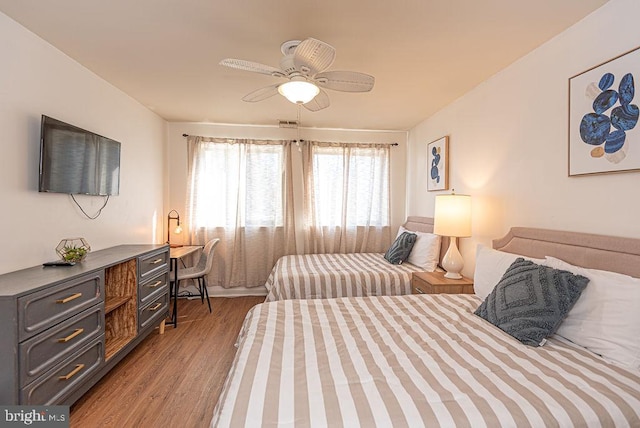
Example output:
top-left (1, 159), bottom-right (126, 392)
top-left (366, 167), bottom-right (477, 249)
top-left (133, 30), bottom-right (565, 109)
top-left (569, 46), bottom-right (640, 176)
top-left (427, 136), bottom-right (448, 191)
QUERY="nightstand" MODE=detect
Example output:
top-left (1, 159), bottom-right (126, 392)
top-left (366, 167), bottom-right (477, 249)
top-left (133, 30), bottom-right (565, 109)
top-left (411, 271), bottom-right (474, 294)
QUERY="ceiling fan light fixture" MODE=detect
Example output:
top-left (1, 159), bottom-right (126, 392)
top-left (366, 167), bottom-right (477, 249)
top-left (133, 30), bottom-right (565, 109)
top-left (278, 81), bottom-right (320, 104)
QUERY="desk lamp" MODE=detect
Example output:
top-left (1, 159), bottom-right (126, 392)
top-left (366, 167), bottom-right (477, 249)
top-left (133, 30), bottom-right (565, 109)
top-left (167, 210), bottom-right (183, 248)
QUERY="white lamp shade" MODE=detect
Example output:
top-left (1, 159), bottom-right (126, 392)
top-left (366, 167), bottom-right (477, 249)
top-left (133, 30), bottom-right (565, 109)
top-left (433, 194), bottom-right (472, 238)
top-left (278, 81), bottom-right (320, 104)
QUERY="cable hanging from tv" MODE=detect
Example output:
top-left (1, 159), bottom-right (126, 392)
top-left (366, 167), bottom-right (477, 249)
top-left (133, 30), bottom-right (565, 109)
top-left (70, 194), bottom-right (110, 219)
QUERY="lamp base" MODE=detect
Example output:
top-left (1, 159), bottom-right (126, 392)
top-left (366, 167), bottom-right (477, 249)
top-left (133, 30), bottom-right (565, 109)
top-left (443, 271), bottom-right (463, 280)
top-left (169, 244), bottom-right (184, 248)
top-left (442, 237), bottom-right (464, 279)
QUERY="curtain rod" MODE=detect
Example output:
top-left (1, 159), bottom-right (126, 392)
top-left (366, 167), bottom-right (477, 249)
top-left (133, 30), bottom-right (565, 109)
top-left (182, 133), bottom-right (398, 146)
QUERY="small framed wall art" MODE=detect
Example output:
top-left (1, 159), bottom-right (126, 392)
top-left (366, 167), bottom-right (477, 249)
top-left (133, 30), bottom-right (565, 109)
top-left (427, 136), bottom-right (449, 191)
top-left (569, 46), bottom-right (640, 176)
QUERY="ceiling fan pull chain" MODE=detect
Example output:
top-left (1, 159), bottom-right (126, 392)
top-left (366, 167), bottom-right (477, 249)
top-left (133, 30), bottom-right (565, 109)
top-left (296, 105), bottom-right (302, 150)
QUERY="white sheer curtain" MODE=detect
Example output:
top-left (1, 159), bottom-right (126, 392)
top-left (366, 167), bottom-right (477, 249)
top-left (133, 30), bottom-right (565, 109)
top-left (302, 141), bottom-right (391, 254)
top-left (185, 136), bottom-right (296, 288)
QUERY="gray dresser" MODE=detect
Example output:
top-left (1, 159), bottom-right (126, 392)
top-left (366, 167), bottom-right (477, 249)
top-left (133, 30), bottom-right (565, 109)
top-left (0, 244), bottom-right (170, 405)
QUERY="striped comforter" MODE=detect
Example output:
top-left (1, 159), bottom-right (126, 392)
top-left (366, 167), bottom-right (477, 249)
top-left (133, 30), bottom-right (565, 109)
top-left (264, 253), bottom-right (419, 301)
top-left (211, 294), bottom-right (640, 427)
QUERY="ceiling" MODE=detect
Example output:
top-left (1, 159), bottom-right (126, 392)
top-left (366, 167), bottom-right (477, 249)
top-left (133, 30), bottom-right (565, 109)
top-left (0, 0), bottom-right (608, 131)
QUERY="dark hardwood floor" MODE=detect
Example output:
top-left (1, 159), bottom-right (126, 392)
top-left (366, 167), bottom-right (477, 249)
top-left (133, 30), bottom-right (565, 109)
top-left (70, 296), bottom-right (264, 428)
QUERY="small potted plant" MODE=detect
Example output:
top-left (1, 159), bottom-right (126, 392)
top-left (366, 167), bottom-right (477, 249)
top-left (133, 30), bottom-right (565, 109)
top-left (56, 238), bottom-right (91, 263)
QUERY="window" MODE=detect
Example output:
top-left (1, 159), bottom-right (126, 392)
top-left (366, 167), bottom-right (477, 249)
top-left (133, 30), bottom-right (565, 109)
top-left (307, 142), bottom-right (390, 228)
top-left (185, 136), bottom-right (392, 283)
top-left (185, 136), bottom-right (295, 288)
top-left (189, 140), bottom-right (285, 228)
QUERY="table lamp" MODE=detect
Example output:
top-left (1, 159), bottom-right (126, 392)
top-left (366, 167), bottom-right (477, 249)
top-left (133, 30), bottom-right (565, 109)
top-left (433, 192), bottom-right (471, 279)
top-left (167, 209), bottom-right (183, 247)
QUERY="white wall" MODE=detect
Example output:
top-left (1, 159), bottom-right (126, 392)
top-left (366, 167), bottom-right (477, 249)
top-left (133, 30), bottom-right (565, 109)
top-left (0, 12), bottom-right (166, 274)
top-left (407, 0), bottom-right (640, 278)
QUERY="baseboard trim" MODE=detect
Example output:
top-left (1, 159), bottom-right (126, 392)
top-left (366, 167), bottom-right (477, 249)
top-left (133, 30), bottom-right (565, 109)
top-left (177, 283), bottom-right (267, 298)
top-left (210, 285), bottom-right (267, 297)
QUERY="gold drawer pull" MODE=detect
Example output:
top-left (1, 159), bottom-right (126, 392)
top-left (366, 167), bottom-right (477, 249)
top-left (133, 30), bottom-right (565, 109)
top-left (150, 258), bottom-right (164, 265)
top-left (56, 292), bottom-right (82, 304)
top-left (57, 328), bottom-right (84, 343)
top-left (414, 287), bottom-right (425, 294)
top-left (59, 364), bottom-right (84, 381)
top-left (147, 280), bottom-right (163, 288)
top-left (148, 303), bottom-right (162, 311)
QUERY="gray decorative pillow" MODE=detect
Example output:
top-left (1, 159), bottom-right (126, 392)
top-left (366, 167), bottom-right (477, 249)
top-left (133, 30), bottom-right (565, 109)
top-left (384, 232), bottom-right (417, 264)
top-left (474, 258), bottom-right (589, 346)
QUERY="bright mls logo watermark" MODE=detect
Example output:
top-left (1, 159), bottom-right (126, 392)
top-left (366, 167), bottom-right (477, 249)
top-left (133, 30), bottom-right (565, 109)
top-left (0, 406), bottom-right (68, 428)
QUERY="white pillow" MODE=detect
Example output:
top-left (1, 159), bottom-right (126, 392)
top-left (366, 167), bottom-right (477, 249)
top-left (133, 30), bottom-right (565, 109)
top-left (545, 256), bottom-right (640, 370)
top-left (473, 245), bottom-right (544, 300)
top-left (396, 226), bottom-right (441, 271)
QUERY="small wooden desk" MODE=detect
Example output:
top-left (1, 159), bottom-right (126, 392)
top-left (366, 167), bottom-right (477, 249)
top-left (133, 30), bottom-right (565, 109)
top-left (168, 245), bottom-right (202, 327)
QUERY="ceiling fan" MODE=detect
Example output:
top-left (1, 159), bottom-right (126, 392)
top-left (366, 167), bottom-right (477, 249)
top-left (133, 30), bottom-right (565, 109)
top-left (219, 38), bottom-right (375, 112)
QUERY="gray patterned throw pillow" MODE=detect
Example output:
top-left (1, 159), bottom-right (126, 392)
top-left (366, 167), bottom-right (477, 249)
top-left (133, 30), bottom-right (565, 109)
top-left (384, 232), bottom-right (417, 264)
top-left (474, 258), bottom-right (589, 346)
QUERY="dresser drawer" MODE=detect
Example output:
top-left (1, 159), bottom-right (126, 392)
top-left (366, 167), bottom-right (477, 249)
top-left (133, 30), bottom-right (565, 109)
top-left (20, 305), bottom-right (103, 387)
top-left (138, 249), bottom-right (169, 279)
top-left (139, 271), bottom-right (169, 306)
top-left (139, 293), bottom-right (168, 331)
top-left (20, 337), bottom-right (104, 405)
top-left (18, 272), bottom-right (104, 340)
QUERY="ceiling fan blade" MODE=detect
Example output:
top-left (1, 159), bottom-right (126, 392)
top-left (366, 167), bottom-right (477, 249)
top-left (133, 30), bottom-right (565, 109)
top-left (293, 38), bottom-right (336, 76)
top-left (242, 84), bottom-right (280, 102)
top-left (219, 58), bottom-right (285, 77)
top-left (303, 89), bottom-right (330, 112)
top-left (314, 71), bottom-right (375, 92)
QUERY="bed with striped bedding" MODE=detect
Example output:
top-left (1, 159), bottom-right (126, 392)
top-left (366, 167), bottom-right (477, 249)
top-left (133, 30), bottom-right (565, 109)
top-left (264, 252), bottom-right (419, 302)
top-left (211, 294), bottom-right (640, 427)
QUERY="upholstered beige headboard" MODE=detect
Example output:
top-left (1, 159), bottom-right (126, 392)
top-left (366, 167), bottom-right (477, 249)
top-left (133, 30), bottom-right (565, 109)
top-left (403, 216), bottom-right (449, 266)
top-left (493, 227), bottom-right (640, 278)
top-left (403, 216), bottom-right (435, 233)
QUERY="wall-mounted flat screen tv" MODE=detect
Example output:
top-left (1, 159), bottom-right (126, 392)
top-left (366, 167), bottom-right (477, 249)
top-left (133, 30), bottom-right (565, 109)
top-left (39, 115), bottom-right (121, 196)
